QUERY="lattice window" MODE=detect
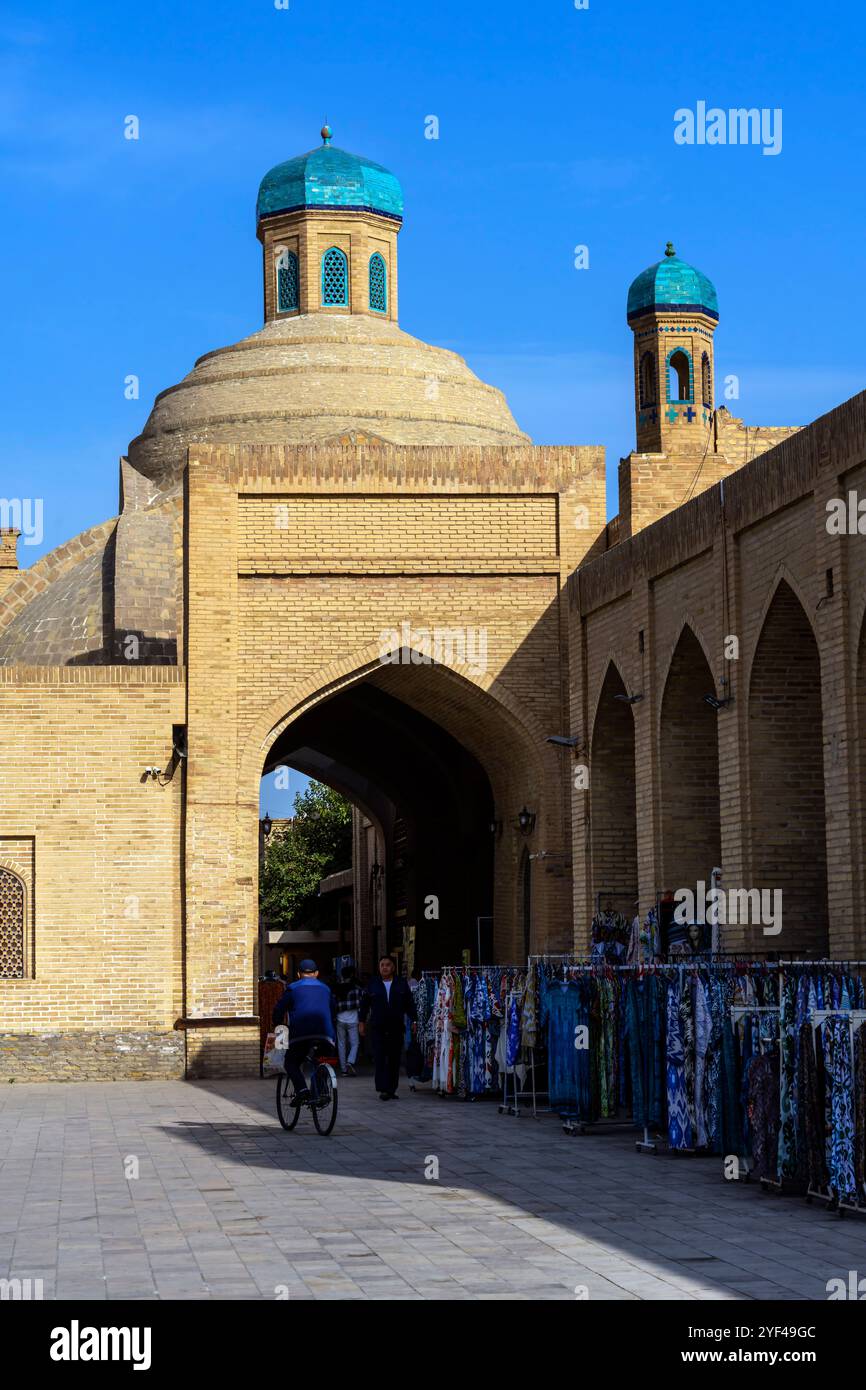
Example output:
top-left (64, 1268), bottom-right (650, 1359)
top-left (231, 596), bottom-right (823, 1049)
top-left (321, 247), bottom-right (348, 307)
top-left (0, 868), bottom-right (25, 979)
top-left (369, 253), bottom-right (387, 313)
top-left (276, 249), bottom-right (299, 312)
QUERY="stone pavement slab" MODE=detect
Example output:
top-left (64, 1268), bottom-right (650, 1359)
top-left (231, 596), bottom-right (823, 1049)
top-left (0, 1074), bottom-right (860, 1301)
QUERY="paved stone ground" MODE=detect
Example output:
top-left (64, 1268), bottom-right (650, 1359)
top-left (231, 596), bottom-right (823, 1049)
top-left (0, 1074), bottom-right (861, 1301)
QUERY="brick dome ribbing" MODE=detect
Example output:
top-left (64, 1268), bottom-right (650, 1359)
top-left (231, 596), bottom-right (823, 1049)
top-left (127, 313), bottom-right (530, 492)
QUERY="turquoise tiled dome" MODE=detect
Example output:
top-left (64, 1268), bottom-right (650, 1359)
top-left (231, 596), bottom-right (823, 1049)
top-left (627, 244), bottom-right (718, 321)
top-left (256, 136), bottom-right (403, 225)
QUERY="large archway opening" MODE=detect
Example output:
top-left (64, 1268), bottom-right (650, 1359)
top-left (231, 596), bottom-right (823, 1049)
top-left (252, 654), bottom-right (559, 979)
top-left (590, 663), bottom-right (638, 913)
top-left (749, 581), bottom-right (828, 954)
top-left (659, 626), bottom-right (722, 897)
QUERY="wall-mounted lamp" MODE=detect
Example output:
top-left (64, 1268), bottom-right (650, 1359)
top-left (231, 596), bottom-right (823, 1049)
top-left (489, 818), bottom-right (503, 838)
top-left (261, 813), bottom-right (273, 838)
top-left (517, 806), bottom-right (536, 835)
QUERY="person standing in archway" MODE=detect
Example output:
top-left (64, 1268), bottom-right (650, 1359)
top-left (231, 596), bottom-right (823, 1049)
top-left (359, 955), bottom-right (417, 1100)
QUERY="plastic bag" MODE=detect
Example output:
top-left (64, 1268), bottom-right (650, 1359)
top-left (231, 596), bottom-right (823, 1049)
top-left (263, 1024), bottom-right (289, 1075)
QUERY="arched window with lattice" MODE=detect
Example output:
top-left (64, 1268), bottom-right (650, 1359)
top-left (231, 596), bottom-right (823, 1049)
top-left (701, 351), bottom-right (713, 408)
top-left (321, 246), bottom-right (348, 307)
top-left (0, 867), bottom-right (25, 979)
top-left (369, 253), bottom-right (387, 314)
top-left (639, 351), bottom-right (656, 407)
top-left (276, 248), bottom-right (299, 313)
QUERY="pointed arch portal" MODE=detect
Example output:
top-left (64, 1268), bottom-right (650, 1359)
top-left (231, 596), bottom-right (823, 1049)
top-left (253, 654), bottom-right (560, 974)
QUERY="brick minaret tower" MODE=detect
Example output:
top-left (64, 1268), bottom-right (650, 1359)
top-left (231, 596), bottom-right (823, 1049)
top-left (619, 243), bottom-right (722, 538)
top-left (628, 242), bottom-right (719, 457)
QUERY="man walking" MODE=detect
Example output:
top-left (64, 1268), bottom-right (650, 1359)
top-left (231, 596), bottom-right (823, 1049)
top-left (333, 965), bottom-right (363, 1076)
top-left (359, 955), bottom-right (417, 1100)
top-left (272, 959), bottom-right (336, 1105)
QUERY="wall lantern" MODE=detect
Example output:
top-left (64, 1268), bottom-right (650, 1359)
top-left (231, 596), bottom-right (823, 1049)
top-left (517, 806), bottom-right (536, 835)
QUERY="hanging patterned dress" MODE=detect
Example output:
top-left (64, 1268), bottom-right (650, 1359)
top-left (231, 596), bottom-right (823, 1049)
top-left (777, 973), bottom-right (798, 1180)
top-left (798, 1020), bottom-right (825, 1191)
top-left (853, 1022), bottom-right (866, 1201)
top-left (693, 975), bottom-right (712, 1148)
top-left (432, 974), bottom-right (453, 1092)
top-left (823, 1017), bottom-right (856, 1203)
top-left (746, 1050), bottom-right (781, 1181)
top-left (522, 966), bottom-right (538, 1051)
top-left (666, 976), bottom-right (691, 1149)
top-left (680, 973), bottom-right (697, 1145)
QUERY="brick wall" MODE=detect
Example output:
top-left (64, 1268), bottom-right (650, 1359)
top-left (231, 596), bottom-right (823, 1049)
top-left (0, 667), bottom-right (185, 1075)
top-left (572, 387), bottom-right (866, 957)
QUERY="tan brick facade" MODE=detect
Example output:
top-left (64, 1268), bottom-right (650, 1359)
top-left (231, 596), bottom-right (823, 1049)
top-left (2, 141), bottom-right (863, 1079)
top-left (180, 441), bottom-right (604, 1066)
top-left (0, 667), bottom-right (185, 1078)
top-left (572, 389), bottom-right (866, 961)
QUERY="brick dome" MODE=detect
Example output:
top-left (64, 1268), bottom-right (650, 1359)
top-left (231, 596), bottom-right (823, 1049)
top-left (127, 312), bottom-right (530, 493)
top-left (0, 314), bottom-right (529, 665)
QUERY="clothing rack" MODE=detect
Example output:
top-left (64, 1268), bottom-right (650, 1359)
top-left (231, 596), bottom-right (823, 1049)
top-left (531, 954), bottom-right (653, 1140)
top-left (420, 963), bottom-right (524, 1104)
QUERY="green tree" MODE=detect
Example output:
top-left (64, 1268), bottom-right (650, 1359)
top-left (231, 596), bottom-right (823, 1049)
top-left (260, 782), bottom-right (352, 931)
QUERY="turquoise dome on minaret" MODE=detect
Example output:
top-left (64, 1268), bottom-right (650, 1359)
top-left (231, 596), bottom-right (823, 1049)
top-left (627, 243), bottom-right (718, 322)
top-left (256, 127), bottom-right (403, 225)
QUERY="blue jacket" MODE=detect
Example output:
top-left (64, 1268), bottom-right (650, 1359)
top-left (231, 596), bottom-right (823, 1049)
top-left (272, 978), bottom-right (336, 1046)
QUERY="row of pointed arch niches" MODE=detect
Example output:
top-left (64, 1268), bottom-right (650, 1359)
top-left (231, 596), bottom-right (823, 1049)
top-left (638, 347), bottom-right (713, 409)
top-left (274, 245), bottom-right (388, 315)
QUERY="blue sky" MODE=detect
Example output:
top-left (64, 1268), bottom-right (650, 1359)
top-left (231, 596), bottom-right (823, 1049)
top-left (2, 0), bottom-right (864, 813)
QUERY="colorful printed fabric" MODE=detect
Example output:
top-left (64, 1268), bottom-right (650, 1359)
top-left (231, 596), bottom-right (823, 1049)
top-left (693, 976), bottom-right (712, 1148)
top-left (822, 1018), bottom-right (856, 1203)
top-left (797, 1020), bottom-right (825, 1190)
top-left (777, 974), bottom-right (798, 1180)
top-left (540, 976), bottom-right (595, 1118)
top-left (854, 1023), bottom-right (866, 1200)
top-left (746, 1051), bottom-right (780, 1181)
top-left (522, 966), bottom-right (538, 1050)
top-left (666, 976), bottom-right (692, 1149)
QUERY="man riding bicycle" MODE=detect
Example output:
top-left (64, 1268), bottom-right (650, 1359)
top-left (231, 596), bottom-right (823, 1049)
top-left (272, 959), bottom-right (337, 1105)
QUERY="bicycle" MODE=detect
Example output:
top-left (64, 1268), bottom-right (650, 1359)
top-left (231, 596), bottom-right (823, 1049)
top-left (276, 1047), bottom-right (339, 1135)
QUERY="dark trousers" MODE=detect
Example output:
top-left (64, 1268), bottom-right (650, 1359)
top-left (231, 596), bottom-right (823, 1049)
top-left (284, 1040), bottom-right (313, 1095)
top-left (371, 1028), bottom-right (404, 1094)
